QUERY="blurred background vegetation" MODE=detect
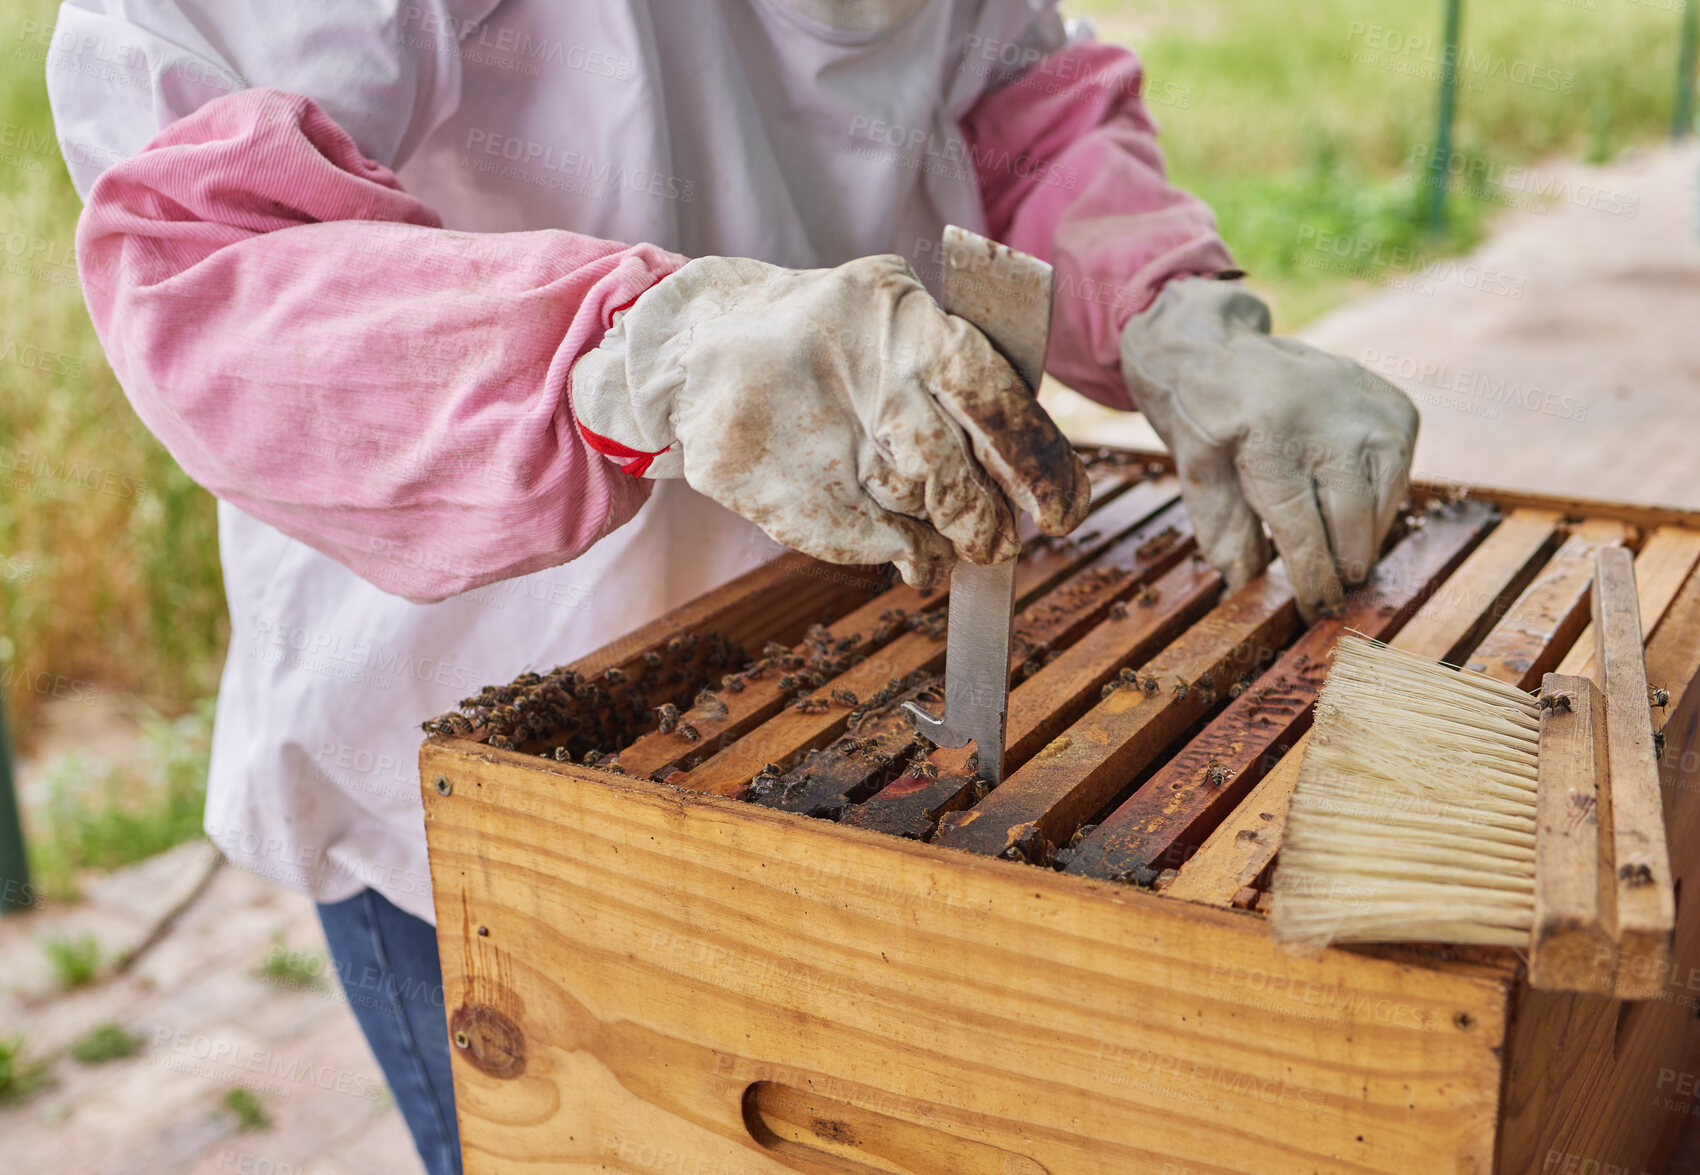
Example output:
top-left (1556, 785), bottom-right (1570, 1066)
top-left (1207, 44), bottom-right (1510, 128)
top-left (0, 0), bottom-right (1692, 889)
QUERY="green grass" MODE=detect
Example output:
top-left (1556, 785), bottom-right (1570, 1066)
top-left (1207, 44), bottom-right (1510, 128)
top-left (1069, 0), bottom-right (1687, 324)
top-left (255, 938), bottom-right (330, 993)
top-left (0, 1034), bottom-right (53, 1105)
top-left (223, 1086), bottom-right (271, 1132)
top-left (41, 931), bottom-right (101, 988)
top-left (0, 0), bottom-right (226, 737)
top-left (69, 1022), bottom-right (141, 1064)
top-left (26, 699), bottom-right (214, 899)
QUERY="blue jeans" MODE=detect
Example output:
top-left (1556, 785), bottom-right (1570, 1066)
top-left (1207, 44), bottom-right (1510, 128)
top-left (317, 889), bottom-right (461, 1175)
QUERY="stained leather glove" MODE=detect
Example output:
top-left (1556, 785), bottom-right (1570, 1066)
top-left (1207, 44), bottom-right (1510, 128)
top-left (572, 255), bottom-right (1091, 589)
top-left (1120, 278), bottom-right (1418, 621)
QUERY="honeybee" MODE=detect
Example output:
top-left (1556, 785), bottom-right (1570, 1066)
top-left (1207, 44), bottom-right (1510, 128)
top-left (1142, 676), bottom-right (1160, 695)
top-left (1204, 760), bottom-right (1232, 787)
top-left (655, 703), bottom-right (680, 733)
top-left (1139, 586), bottom-right (1159, 608)
top-left (679, 722), bottom-right (701, 742)
top-left (1173, 681), bottom-right (1189, 700)
top-left (1108, 601), bottom-right (1128, 621)
top-left (832, 689), bottom-right (859, 708)
top-left (913, 761), bottom-right (939, 781)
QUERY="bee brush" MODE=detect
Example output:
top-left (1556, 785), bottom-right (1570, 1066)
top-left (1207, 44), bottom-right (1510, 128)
top-left (1271, 547), bottom-right (1674, 997)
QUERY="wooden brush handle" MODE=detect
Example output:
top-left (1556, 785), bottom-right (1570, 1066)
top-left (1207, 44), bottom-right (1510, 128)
top-left (1593, 545), bottom-right (1676, 999)
top-left (1529, 672), bottom-right (1614, 993)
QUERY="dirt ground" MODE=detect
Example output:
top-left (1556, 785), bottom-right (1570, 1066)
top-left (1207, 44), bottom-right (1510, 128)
top-left (4, 139), bottom-right (1698, 1174)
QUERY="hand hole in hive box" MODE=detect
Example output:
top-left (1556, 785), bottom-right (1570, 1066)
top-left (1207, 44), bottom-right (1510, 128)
top-left (740, 1080), bottom-right (1052, 1175)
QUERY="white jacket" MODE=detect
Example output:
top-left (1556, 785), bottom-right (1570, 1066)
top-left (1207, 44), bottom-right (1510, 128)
top-left (47, 0), bottom-right (1074, 923)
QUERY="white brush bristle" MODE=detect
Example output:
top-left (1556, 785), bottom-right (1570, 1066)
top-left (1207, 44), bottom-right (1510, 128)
top-left (1270, 632), bottom-right (1542, 951)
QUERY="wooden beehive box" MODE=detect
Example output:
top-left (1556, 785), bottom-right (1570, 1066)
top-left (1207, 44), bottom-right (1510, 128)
top-left (419, 449), bottom-right (1700, 1175)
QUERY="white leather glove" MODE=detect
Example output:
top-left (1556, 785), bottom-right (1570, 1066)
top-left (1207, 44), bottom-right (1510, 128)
top-left (572, 255), bottom-right (1091, 588)
top-left (1120, 278), bottom-right (1418, 620)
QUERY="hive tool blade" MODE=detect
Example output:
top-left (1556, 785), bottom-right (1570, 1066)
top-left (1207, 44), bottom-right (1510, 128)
top-left (901, 226), bottom-right (1055, 786)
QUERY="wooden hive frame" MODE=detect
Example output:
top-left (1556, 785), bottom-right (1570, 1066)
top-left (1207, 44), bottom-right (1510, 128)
top-left (420, 448), bottom-right (1700, 1175)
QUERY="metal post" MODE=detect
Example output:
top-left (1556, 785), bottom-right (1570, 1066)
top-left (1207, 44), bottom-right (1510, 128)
top-left (1428, 0), bottom-right (1464, 233)
top-left (0, 689), bottom-right (33, 914)
top-left (1675, 0), bottom-right (1698, 138)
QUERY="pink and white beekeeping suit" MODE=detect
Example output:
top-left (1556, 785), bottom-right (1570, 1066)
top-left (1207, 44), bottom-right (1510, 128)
top-left (47, 0), bottom-right (1238, 924)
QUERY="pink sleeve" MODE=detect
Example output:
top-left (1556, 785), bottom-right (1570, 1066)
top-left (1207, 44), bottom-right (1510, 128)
top-left (76, 87), bottom-right (685, 602)
top-left (961, 42), bottom-right (1240, 409)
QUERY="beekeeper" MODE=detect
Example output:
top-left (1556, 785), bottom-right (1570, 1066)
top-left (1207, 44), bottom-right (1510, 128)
top-left (47, 2), bottom-right (1417, 1171)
